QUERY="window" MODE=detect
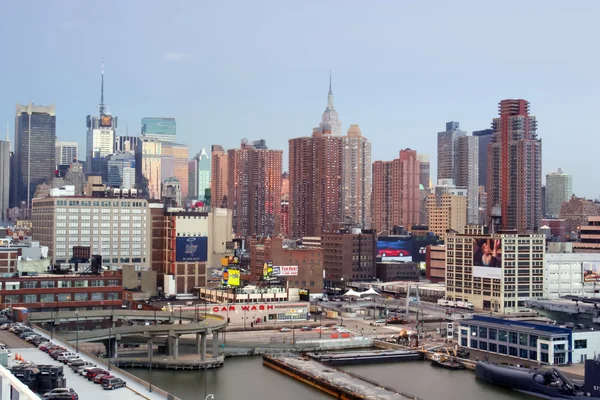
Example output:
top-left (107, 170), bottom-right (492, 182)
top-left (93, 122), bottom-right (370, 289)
top-left (22, 281), bottom-right (37, 289)
top-left (520, 348), bottom-right (528, 359)
top-left (91, 280), bottom-right (105, 287)
top-left (40, 281), bottom-right (55, 289)
top-left (529, 350), bottom-right (537, 360)
top-left (574, 339), bottom-right (587, 349)
top-left (541, 352), bottom-right (549, 363)
top-left (23, 294), bottom-right (37, 303)
top-left (479, 341), bottom-right (487, 351)
top-left (106, 292), bottom-right (120, 300)
top-left (499, 330), bottom-right (507, 342)
top-left (488, 328), bottom-right (497, 341)
top-left (509, 347), bottom-right (518, 357)
top-left (74, 280), bottom-right (88, 288)
top-left (57, 294), bottom-right (72, 302)
top-left (107, 280), bottom-right (120, 287)
top-left (489, 343), bottom-right (497, 353)
top-left (519, 333), bottom-right (528, 346)
top-left (478, 326), bottom-right (487, 339)
top-left (529, 335), bottom-right (538, 347)
top-left (91, 292), bottom-right (104, 301)
top-left (40, 294), bottom-right (54, 303)
top-left (74, 293), bottom-right (88, 301)
top-left (58, 281), bottom-right (72, 288)
top-left (470, 339), bottom-right (478, 349)
top-left (509, 332), bottom-right (518, 344)
top-left (499, 345), bottom-right (507, 355)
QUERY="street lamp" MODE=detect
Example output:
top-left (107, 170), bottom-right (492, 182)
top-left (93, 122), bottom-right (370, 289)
top-left (108, 309), bottom-right (114, 371)
top-left (75, 312), bottom-right (79, 353)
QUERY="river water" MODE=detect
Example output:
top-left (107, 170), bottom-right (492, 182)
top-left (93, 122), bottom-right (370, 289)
top-left (126, 357), bottom-right (531, 400)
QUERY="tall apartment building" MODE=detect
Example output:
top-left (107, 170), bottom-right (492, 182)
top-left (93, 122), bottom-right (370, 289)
top-left (426, 193), bottom-right (467, 239)
top-left (574, 216), bottom-right (600, 253)
top-left (228, 139), bottom-right (282, 237)
top-left (15, 103), bottom-right (57, 205)
top-left (417, 154), bottom-right (430, 189)
top-left (55, 141), bottom-right (78, 166)
top-left (86, 65), bottom-right (117, 177)
top-left (31, 195), bottom-right (150, 268)
top-left (0, 133), bottom-right (10, 222)
top-left (114, 135), bottom-right (139, 153)
top-left (545, 169), bottom-right (572, 218)
top-left (488, 99), bottom-right (542, 232)
top-left (473, 129), bottom-right (493, 190)
top-left (281, 172), bottom-right (290, 237)
top-left (559, 196), bottom-right (599, 236)
top-left (161, 142), bottom-right (189, 199)
top-left (106, 152), bottom-right (136, 189)
top-left (445, 227), bottom-right (545, 313)
top-left (437, 122), bottom-right (478, 224)
top-left (372, 149), bottom-right (420, 233)
top-left (141, 117), bottom-right (176, 143)
top-left (321, 223), bottom-right (377, 288)
top-left (211, 145), bottom-right (228, 208)
top-left (342, 124), bottom-right (372, 228)
top-left (135, 137), bottom-right (162, 199)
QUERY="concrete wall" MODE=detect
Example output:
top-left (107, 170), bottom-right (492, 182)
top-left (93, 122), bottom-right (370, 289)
top-left (572, 331), bottom-right (600, 363)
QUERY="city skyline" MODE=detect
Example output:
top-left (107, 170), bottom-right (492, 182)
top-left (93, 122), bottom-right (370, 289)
top-left (1, 2), bottom-right (600, 199)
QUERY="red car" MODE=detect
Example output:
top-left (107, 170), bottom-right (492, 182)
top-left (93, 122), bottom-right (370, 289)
top-left (86, 368), bottom-right (109, 381)
top-left (94, 374), bottom-right (114, 384)
top-left (378, 249), bottom-right (410, 258)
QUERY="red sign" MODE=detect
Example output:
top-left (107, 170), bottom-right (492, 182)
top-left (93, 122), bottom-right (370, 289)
top-left (212, 304), bottom-right (274, 313)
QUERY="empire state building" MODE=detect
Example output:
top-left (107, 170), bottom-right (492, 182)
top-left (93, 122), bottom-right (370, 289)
top-left (317, 75), bottom-right (342, 136)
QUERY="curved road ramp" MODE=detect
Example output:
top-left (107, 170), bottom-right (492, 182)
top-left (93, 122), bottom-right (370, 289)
top-left (263, 355), bottom-right (422, 399)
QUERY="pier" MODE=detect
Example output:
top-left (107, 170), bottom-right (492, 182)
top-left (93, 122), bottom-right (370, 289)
top-left (308, 349), bottom-right (423, 365)
top-left (263, 355), bottom-right (422, 399)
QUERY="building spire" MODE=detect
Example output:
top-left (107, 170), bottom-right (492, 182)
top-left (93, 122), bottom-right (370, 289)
top-left (99, 60), bottom-right (107, 115)
top-left (5, 123), bottom-right (9, 142)
top-left (326, 71), bottom-right (334, 110)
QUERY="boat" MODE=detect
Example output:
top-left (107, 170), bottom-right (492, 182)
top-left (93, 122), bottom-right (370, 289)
top-left (430, 353), bottom-right (466, 370)
top-left (475, 360), bottom-right (600, 399)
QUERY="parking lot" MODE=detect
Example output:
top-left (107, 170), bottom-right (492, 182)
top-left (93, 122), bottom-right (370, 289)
top-left (0, 329), bottom-right (162, 400)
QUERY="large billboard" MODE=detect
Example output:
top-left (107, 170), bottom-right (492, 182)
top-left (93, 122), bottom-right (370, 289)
top-left (222, 268), bottom-right (241, 287)
top-left (377, 236), bottom-right (412, 261)
top-left (583, 262), bottom-right (600, 282)
top-left (472, 238), bottom-right (502, 279)
top-left (272, 266), bottom-right (298, 276)
top-left (263, 261), bottom-right (274, 280)
top-left (175, 237), bottom-right (208, 262)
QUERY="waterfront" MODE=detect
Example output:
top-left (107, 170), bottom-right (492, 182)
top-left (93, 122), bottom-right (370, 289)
top-left (126, 357), bottom-right (532, 400)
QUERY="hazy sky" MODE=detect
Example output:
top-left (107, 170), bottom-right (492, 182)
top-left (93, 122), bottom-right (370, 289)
top-left (2, 1), bottom-right (599, 198)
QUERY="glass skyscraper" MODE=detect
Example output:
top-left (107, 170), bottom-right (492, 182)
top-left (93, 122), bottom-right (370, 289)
top-left (141, 117), bottom-right (176, 142)
top-left (14, 103), bottom-right (56, 205)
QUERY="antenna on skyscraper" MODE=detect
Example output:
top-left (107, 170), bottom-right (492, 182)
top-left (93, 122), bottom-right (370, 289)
top-left (329, 70), bottom-right (332, 94)
top-left (5, 123), bottom-right (8, 141)
top-left (99, 60), bottom-right (107, 116)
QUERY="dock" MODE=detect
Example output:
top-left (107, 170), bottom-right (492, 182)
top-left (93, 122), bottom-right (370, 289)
top-left (114, 355), bottom-right (224, 370)
top-left (264, 355), bottom-right (422, 399)
top-left (308, 349), bottom-right (423, 365)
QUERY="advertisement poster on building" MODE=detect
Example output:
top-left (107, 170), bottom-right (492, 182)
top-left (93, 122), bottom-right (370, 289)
top-left (272, 266), bottom-right (298, 276)
top-left (583, 262), bottom-right (600, 282)
top-left (222, 269), bottom-right (241, 286)
top-left (175, 237), bottom-right (208, 262)
top-left (377, 237), bottom-right (412, 261)
top-left (263, 261), bottom-right (274, 280)
top-left (472, 238), bottom-right (502, 279)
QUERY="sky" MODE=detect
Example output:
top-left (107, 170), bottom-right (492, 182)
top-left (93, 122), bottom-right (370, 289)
top-left (1, 1), bottom-right (599, 198)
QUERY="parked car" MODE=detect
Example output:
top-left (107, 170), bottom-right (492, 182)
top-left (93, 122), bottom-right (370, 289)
top-left (70, 360), bottom-right (94, 371)
top-left (102, 377), bottom-right (126, 390)
top-left (94, 374), bottom-right (114, 384)
top-left (86, 368), bottom-right (109, 380)
top-left (42, 388), bottom-right (78, 400)
top-left (25, 335), bottom-right (41, 342)
top-left (78, 367), bottom-right (97, 376)
top-left (279, 327), bottom-right (291, 332)
top-left (56, 352), bottom-right (77, 363)
top-left (9, 325), bottom-right (24, 333)
top-left (49, 349), bottom-right (67, 359)
top-left (300, 326), bottom-right (312, 331)
top-left (20, 331), bottom-right (36, 339)
top-left (1, 323), bottom-right (17, 330)
top-left (42, 393), bottom-right (78, 400)
top-left (64, 356), bottom-right (81, 365)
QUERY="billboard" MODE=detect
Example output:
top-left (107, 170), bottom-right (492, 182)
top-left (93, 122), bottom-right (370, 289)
top-left (583, 262), bottom-right (600, 282)
top-left (222, 268), bottom-right (241, 287)
top-left (272, 266), bottom-right (298, 276)
top-left (377, 236), bottom-right (412, 261)
top-left (100, 115), bottom-right (113, 127)
top-left (472, 238), bottom-right (502, 279)
top-left (175, 236), bottom-right (208, 262)
top-left (263, 261), bottom-right (274, 280)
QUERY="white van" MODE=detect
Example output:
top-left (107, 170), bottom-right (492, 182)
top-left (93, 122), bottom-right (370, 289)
top-left (56, 352), bottom-right (76, 362)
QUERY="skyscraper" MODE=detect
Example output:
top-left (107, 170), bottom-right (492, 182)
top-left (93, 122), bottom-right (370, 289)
top-left (437, 122), bottom-right (479, 225)
top-left (141, 117), bottom-right (176, 142)
top-left (228, 139), bottom-right (282, 237)
top-left (455, 135), bottom-right (479, 225)
top-left (342, 124), bottom-right (372, 228)
top-left (473, 129), bottom-right (493, 190)
top-left (417, 154), bottom-right (430, 189)
top-left (488, 99), bottom-right (542, 232)
top-left (135, 137), bottom-right (162, 199)
top-left (55, 141), bottom-right (78, 166)
top-left (0, 128), bottom-right (10, 221)
top-left (545, 168), bottom-right (572, 218)
top-left (210, 145), bottom-right (228, 208)
top-left (107, 152), bottom-right (136, 189)
top-left (15, 103), bottom-right (56, 205)
top-left (289, 82), bottom-right (344, 239)
top-left (196, 149), bottom-right (210, 201)
top-left (437, 121), bottom-right (465, 181)
top-left (372, 149), bottom-right (420, 233)
top-left (161, 142), bottom-right (189, 198)
top-left (86, 63), bottom-right (117, 178)
top-left (114, 135), bottom-right (139, 152)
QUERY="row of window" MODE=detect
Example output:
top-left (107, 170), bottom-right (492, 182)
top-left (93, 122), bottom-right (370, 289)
top-left (55, 200), bottom-right (146, 208)
top-left (5, 279), bottom-right (120, 290)
top-left (3, 292), bottom-right (121, 303)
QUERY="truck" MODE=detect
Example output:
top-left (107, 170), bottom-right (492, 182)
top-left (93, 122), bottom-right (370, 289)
top-left (437, 298), bottom-right (473, 310)
top-left (309, 305), bottom-right (323, 314)
top-left (456, 301), bottom-right (474, 310)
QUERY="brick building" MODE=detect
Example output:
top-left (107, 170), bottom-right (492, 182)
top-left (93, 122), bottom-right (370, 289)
top-left (559, 196), bottom-right (599, 237)
top-left (0, 248), bottom-right (21, 274)
top-left (248, 236), bottom-right (324, 292)
top-left (426, 244), bottom-right (446, 283)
